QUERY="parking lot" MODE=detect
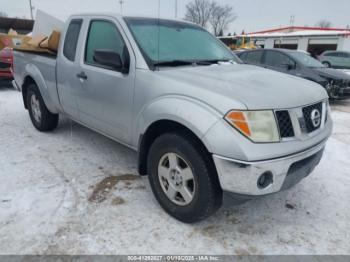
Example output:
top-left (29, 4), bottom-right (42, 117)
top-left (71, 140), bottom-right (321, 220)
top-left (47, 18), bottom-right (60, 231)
top-left (0, 86), bottom-right (349, 255)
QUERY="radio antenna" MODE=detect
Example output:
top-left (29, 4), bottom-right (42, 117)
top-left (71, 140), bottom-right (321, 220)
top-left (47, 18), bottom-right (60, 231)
top-left (28, 0), bottom-right (34, 20)
top-left (119, 0), bottom-right (124, 14)
top-left (175, 0), bottom-right (178, 19)
top-left (157, 0), bottom-right (160, 70)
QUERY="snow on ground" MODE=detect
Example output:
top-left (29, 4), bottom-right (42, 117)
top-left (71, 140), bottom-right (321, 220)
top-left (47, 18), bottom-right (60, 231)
top-left (0, 87), bottom-right (349, 255)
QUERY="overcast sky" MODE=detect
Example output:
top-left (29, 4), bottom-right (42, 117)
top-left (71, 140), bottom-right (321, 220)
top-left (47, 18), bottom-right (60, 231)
top-left (3, 0), bottom-right (350, 34)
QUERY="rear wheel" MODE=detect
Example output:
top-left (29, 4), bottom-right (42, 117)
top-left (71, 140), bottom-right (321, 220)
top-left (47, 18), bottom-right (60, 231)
top-left (147, 132), bottom-right (223, 223)
top-left (26, 84), bottom-right (59, 132)
top-left (322, 61), bottom-right (331, 68)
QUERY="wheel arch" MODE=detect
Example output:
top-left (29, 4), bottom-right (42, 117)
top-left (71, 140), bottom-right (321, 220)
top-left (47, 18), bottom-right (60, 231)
top-left (137, 119), bottom-right (217, 177)
top-left (21, 64), bottom-right (60, 114)
top-left (135, 96), bottom-right (223, 176)
top-left (322, 61), bottom-right (331, 67)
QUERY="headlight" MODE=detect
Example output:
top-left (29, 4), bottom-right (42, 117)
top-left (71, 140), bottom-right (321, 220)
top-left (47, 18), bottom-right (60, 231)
top-left (225, 110), bottom-right (280, 143)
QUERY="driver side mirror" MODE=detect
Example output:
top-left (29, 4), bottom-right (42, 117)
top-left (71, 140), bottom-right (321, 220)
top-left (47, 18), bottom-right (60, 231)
top-left (93, 49), bottom-right (129, 74)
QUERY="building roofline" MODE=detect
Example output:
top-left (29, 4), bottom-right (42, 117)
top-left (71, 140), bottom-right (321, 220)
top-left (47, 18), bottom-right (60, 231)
top-left (248, 26), bottom-right (350, 35)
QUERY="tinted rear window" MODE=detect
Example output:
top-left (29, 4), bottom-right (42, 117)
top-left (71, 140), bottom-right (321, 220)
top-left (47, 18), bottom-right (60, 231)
top-left (237, 52), bottom-right (247, 60)
top-left (265, 51), bottom-right (292, 67)
top-left (245, 51), bottom-right (263, 64)
top-left (63, 19), bottom-right (83, 61)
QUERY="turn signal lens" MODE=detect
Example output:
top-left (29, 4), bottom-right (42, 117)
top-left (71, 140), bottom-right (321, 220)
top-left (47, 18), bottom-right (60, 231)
top-left (225, 111), bottom-right (251, 137)
top-left (225, 110), bottom-right (280, 143)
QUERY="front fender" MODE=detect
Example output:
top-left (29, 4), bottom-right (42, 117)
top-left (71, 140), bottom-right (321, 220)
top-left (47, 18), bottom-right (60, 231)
top-left (135, 95), bottom-right (223, 152)
top-left (23, 64), bottom-right (60, 114)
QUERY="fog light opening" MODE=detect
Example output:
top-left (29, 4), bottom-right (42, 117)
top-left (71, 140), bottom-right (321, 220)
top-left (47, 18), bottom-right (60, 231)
top-left (257, 172), bottom-right (273, 189)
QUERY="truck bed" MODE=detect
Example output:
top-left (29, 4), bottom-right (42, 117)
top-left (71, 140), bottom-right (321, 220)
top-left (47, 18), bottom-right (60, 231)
top-left (13, 50), bottom-right (62, 115)
top-left (13, 50), bottom-right (57, 92)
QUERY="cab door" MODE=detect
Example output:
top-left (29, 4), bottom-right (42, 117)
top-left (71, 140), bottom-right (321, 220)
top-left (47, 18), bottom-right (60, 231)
top-left (75, 18), bottom-right (135, 145)
top-left (56, 19), bottom-right (84, 119)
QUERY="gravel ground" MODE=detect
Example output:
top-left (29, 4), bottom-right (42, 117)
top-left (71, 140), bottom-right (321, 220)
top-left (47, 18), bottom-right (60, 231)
top-left (0, 86), bottom-right (349, 255)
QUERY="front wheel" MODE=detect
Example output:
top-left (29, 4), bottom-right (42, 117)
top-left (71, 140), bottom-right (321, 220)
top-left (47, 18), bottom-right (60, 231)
top-left (27, 84), bottom-right (59, 132)
top-left (147, 132), bottom-right (223, 223)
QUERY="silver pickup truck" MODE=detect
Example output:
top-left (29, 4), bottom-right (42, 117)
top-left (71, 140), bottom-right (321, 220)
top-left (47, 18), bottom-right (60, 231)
top-left (13, 13), bottom-right (332, 223)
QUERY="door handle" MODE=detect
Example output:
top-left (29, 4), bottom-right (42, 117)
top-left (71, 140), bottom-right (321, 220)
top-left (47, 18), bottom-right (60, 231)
top-left (76, 71), bottom-right (88, 80)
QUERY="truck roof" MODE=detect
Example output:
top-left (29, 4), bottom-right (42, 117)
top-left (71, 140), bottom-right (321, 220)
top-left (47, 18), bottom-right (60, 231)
top-left (68, 13), bottom-right (194, 25)
top-left (70, 12), bottom-right (123, 18)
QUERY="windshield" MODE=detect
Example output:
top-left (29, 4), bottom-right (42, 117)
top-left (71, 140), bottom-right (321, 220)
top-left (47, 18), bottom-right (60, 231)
top-left (289, 51), bottom-right (324, 68)
top-left (124, 17), bottom-right (240, 68)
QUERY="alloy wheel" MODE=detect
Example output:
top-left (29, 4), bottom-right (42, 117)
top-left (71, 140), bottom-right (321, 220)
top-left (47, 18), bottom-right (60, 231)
top-left (158, 153), bottom-right (195, 206)
top-left (30, 94), bottom-right (42, 123)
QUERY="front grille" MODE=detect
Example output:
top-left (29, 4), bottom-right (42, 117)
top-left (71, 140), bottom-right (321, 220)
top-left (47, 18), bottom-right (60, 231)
top-left (302, 102), bottom-right (323, 133)
top-left (275, 110), bottom-right (295, 138)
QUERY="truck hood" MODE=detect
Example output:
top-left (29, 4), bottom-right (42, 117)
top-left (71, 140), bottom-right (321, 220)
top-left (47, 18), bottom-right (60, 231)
top-left (158, 64), bottom-right (328, 110)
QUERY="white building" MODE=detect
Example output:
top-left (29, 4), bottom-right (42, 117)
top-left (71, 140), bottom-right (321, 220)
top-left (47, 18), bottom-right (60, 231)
top-left (246, 26), bottom-right (350, 56)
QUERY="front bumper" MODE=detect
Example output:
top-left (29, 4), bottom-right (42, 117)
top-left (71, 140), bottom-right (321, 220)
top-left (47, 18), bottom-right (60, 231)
top-left (327, 83), bottom-right (350, 99)
top-left (213, 140), bottom-right (326, 196)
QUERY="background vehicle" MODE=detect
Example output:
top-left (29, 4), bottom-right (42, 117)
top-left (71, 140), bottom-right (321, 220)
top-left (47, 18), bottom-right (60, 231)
top-left (318, 51), bottom-right (350, 69)
top-left (13, 14), bottom-right (332, 223)
top-left (0, 47), bottom-right (13, 83)
top-left (219, 36), bottom-right (258, 50)
top-left (237, 48), bottom-right (350, 99)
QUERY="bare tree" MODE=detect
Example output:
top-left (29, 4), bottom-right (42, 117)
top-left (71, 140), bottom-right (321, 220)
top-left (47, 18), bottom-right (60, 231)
top-left (0, 11), bottom-right (8, 17)
top-left (184, 0), bottom-right (237, 35)
top-left (184, 0), bottom-right (212, 28)
top-left (315, 19), bottom-right (332, 28)
top-left (209, 3), bottom-right (237, 36)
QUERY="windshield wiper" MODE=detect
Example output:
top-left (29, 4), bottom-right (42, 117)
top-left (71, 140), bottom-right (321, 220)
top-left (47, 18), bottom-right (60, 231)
top-left (200, 59), bottom-right (232, 64)
top-left (153, 59), bottom-right (235, 67)
top-left (153, 60), bottom-right (194, 67)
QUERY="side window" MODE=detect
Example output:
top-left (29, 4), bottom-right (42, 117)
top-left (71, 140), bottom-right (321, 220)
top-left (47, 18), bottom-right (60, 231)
top-left (63, 19), bottom-right (82, 62)
top-left (245, 51), bottom-right (263, 64)
top-left (327, 52), bottom-right (338, 57)
top-left (238, 52), bottom-right (247, 61)
top-left (265, 51), bottom-right (293, 68)
top-left (338, 52), bottom-right (348, 58)
top-left (85, 20), bottom-right (127, 70)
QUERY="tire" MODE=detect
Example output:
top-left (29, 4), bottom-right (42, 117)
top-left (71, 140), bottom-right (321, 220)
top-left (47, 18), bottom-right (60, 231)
top-left (147, 132), bottom-right (223, 223)
top-left (322, 61), bottom-right (331, 68)
top-left (26, 84), bottom-right (59, 132)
